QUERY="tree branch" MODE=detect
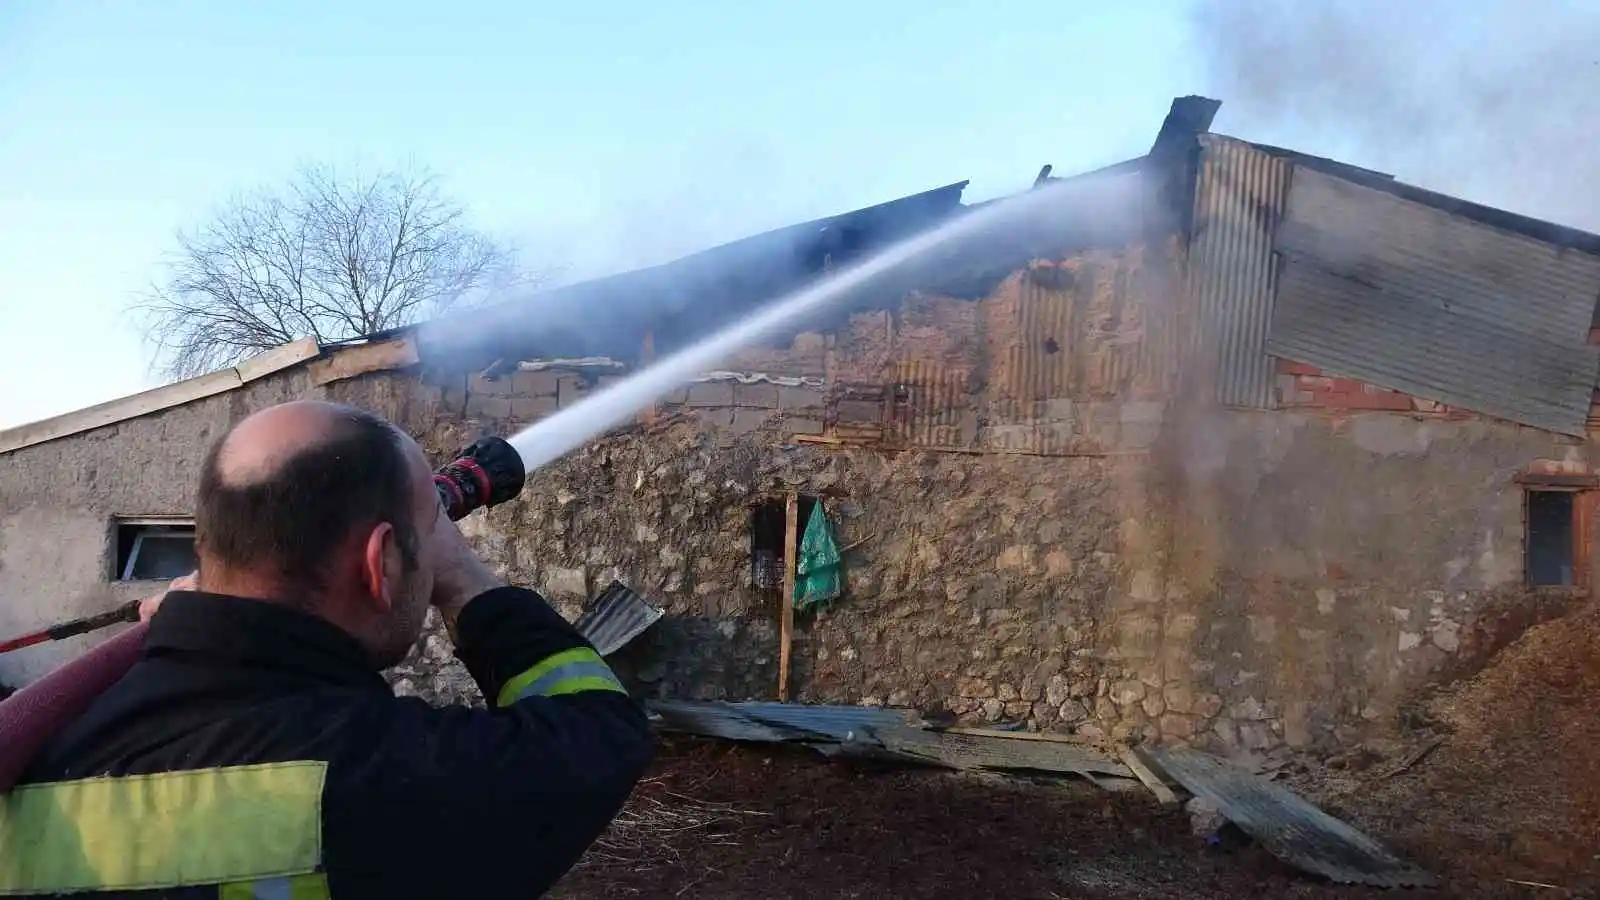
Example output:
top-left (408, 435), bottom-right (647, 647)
top-left (136, 161), bottom-right (533, 380)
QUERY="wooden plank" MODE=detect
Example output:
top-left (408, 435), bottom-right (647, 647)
top-left (777, 492), bottom-right (799, 702)
top-left (940, 726), bottom-right (1096, 745)
top-left (639, 331), bottom-right (657, 426)
top-left (234, 337), bottom-right (320, 382)
top-left (1146, 745), bottom-right (1437, 887)
top-left (1118, 745), bottom-right (1180, 807)
top-left (1513, 472), bottom-right (1599, 488)
top-left (0, 339), bottom-right (321, 456)
top-left (0, 368), bottom-right (242, 455)
top-left (308, 337), bottom-right (420, 386)
top-left (884, 729), bottom-right (1132, 779)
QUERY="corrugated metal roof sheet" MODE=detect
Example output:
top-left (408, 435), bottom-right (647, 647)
top-left (646, 700), bottom-right (926, 743)
top-left (1268, 167), bottom-right (1600, 436)
top-left (648, 701), bottom-right (799, 743)
top-left (1014, 268), bottom-right (1077, 400)
top-left (1146, 746), bottom-right (1436, 888)
top-left (889, 358), bottom-right (975, 449)
top-left (1188, 135), bottom-right (1291, 409)
top-left (880, 730), bottom-right (1132, 779)
top-left (989, 251), bottom-right (1183, 406)
top-left (730, 701), bottom-right (927, 739)
top-left (646, 700), bottom-right (1137, 781)
top-left (572, 581), bottom-right (664, 657)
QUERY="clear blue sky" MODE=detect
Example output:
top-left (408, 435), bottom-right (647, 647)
top-left (1, 1), bottom-right (1591, 429)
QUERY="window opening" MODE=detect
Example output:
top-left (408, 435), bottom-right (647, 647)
top-left (115, 518), bottom-right (196, 582)
top-left (749, 495), bottom-right (817, 590)
top-left (1526, 491), bottom-right (1576, 587)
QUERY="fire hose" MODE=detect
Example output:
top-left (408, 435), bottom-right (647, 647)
top-left (0, 435), bottom-right (526, 793)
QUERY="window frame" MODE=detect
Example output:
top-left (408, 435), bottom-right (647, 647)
top-left (113, 516), bottom-right (197, 583)
top-left (1515, 474), bottom-right (1595, 592)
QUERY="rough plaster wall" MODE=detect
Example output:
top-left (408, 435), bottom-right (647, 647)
top-left (1129, 405), bottom-right (1586, 758)
top-left (0, 366), bottom-right (481, 693)
top-left (0, 371), bottom-right (316, 685)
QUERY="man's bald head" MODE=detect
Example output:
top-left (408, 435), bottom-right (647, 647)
top-left (195, 401), bottom-right (431, 603)
top-left (210, 400), bottom-right (368, 486)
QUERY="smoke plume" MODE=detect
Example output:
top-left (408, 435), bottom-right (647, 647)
top-left (1191, 0), bottom-right (1600, 230)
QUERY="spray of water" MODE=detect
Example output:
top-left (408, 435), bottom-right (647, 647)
top-left (507, 172), bottom-right (1142, 471)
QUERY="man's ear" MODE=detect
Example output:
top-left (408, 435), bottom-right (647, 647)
top-left (362, 522), bottom-right (396, 613)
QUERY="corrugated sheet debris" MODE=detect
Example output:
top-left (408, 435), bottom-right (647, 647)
top-left (1188, 134), bottom-right (1291, 409)
top-left (648, 700), bottom-right (927, 743)
top-left (889, 358), bottom-right (975, 450)
top-left (1145, 746), bottom-right (1436, 888)
top-left (1268, 167), bottom-right (1600, 436)
top-left (647, 700), bottom-right (1132, 781)
top-left (693, 371), bottom-right (826, 388)
top-left (572, 581), bottom-right (664, 657)
top-left (876, 729), bottom-right (1132, 779)
top-left (517, 357), bottom-right (627, 372)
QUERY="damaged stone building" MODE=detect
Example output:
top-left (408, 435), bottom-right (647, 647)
top-left (5, 96), bottom-right (1599, 761)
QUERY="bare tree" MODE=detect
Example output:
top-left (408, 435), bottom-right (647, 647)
top-left (138, 163), bottom-right (531, 380)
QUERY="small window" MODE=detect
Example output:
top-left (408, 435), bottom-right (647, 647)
top-left (1526, 491), bottom-right (1576, 587)
top-left (749, 496), bottom-right (817, 590)
top-left (115, 518), bottom-right (196, 582)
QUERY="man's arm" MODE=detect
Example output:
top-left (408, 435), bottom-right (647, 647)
top-left (320, 515), bottom-right (654, 897)
top-left (322, 586), bottom-right (653, 897)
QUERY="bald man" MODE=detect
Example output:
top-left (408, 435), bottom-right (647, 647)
top-left (7, 401), bottom-right (654, 899)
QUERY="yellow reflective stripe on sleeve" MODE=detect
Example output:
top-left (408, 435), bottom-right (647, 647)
top-left (219, 872), bottom-right (331, 900)
top-left (543, 674), bottom-right (629, 698)
top-left (495, 646), bottom-right (627, 707)
top-left (0, 761), bottom-right (325, 895)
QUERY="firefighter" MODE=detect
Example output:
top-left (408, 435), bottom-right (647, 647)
top-left (4, 400), bottom-right (654, 898)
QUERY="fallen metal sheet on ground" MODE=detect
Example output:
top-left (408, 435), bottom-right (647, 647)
top-left (573, 581), bottom-right (664, 657)
top-left (649, 701), bottom-right (799, 743)
top-left (647, 700), bottom-right (926, 745)
top-left (883, 729), bottom-right (1133, 779)
top-left (1144, 745), bottom-right (1437, 888)
top-left (646, 699), bottom-right (1131, 782)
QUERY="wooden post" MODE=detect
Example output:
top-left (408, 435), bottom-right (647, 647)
top-left (778, 492), bottom-right (799, 702)
top-left (639, 331), bottom-right (657, 426)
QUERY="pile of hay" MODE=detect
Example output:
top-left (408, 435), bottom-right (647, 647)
top-left (1349, 599), bottom-right (1600, 889)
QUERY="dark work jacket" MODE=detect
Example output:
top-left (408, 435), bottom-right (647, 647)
top-left (6, 587), bottom-right (654, 899)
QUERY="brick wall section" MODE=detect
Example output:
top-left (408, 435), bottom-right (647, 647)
top-left (1275, 359), bottom-right (1469, 417)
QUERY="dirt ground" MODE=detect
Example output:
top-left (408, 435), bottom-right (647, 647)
top-left (551, 737), bottom-right (1540, 900)
top-left (552, 599), bottom-right (1600, 899)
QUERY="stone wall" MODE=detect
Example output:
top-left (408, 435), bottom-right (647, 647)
top-left (372, 389), bottom-right (1585, 761)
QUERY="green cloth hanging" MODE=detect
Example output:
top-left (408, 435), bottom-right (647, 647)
top-left (793, 502), bottom-right (843, 613)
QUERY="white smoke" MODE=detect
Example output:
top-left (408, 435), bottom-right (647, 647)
top-left (1191, 0), bottom-right (1600, 230)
